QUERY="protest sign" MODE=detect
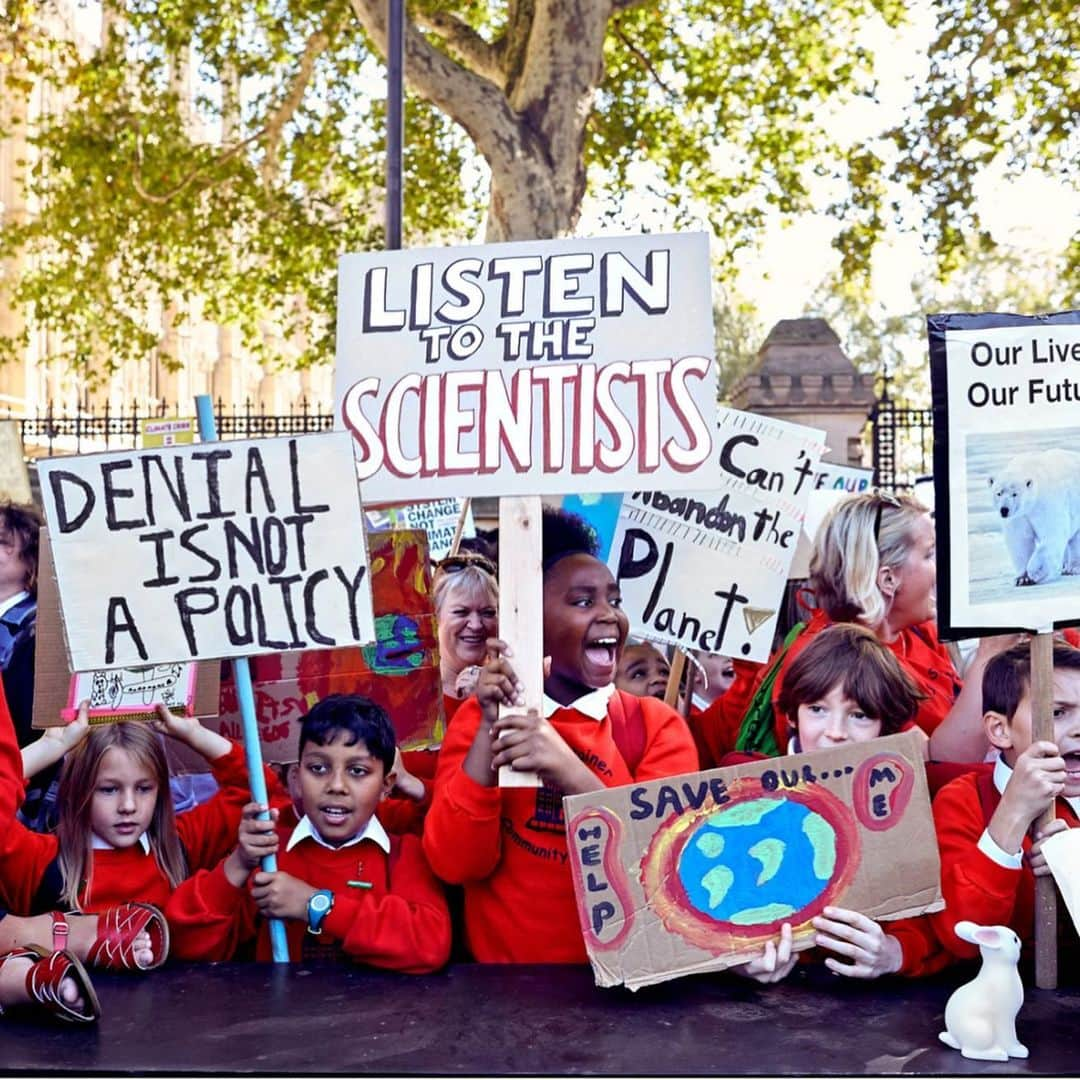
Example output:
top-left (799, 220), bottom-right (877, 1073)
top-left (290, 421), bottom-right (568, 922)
top-left (564, 730), bottom-right (940, 990)
top-left (563, 492), bottom-right (624, 562)
top-left (33, 531), bottom-right (221, 728)
top-left (334, 233), bottom-right (717, 501)
top-left (928, 311), bottom-right (1080, 636)
top-left (0, 420), bottom-right (32, 503)
top-left (365, 497), bottom-right (474, 562)
top-left (788, 462), bottom-right (874, 579)
top-left (610, 410), bottom-right (825, 661)
top-left (209, 529), bottom-right (442, 762)
top-left (37, 432), bottom-right (374, 670)
top-left (140, 418), bottom-right (196, 448)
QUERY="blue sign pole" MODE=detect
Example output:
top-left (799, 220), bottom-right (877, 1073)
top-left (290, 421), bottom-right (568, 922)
top-left (194, 395), bottom-right (289, 962)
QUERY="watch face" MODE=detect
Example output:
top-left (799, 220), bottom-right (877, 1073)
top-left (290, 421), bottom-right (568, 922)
top-left (311, 893), bottom-right (331, 914)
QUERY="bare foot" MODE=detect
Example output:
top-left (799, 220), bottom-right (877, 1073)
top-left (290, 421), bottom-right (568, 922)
top-left (0, 955), bottom-right (86, 1013)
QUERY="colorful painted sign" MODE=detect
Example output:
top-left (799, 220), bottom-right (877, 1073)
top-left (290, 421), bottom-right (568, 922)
top-left (334, 233), bottom-right (717, 501)
top-left (37, 432), bottom-right (374, 670)
top-left (564, 731), bottom-right (941, 990)
top-left (209, 529), bottom-right (442, 761)
top-left (609, 410), bottom-right (825, 661)
top-left (928, 310), bottom-right (1080, 636)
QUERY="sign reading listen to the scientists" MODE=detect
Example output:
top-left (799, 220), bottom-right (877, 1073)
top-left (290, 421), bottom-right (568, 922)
top-left (38, 433), bottom-right (374, 670)
top-left (334, 233), bottom-right (717, 501)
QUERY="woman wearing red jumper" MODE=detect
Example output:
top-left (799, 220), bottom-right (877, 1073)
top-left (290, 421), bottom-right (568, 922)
top-left (755, 492), bottom-right (1015, 762)
top-left (422, 508), bottom-right (699, 963)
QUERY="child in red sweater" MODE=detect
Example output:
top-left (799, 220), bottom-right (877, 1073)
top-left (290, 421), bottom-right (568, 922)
top-left (166, 694), bottom-right (450, 971)
top-left (932, 640), bottom-right (1080, 965)
top-left (423, 507), bottom-right (699, 963)
top-left (0, 694), bottom-right (252, 964)
top-left (725, 624), bottom-right (946, 982)
top-left (614, 639), bottom-right (671, 701)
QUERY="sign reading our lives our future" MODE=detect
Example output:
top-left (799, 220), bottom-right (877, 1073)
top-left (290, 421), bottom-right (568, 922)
top-left (610, 411), bottom-right (826, 662)
top-left (928, 310), bottom-right (1080, 637)
top-left (565, 731), bottom-right (941, 991)
top-left (38, 432), bottom-right (375, 671)
top-left (333, 233), bottom-right (717, 501)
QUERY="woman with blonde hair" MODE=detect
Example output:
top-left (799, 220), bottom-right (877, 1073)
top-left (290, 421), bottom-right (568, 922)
top-left (757, 491), bottom-right (1014, 761)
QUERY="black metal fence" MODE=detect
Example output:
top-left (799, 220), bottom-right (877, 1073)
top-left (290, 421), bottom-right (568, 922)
top-left (7, 398), bottom-right (334, 457)
top-left (7, 394), bottom-right (935, 492)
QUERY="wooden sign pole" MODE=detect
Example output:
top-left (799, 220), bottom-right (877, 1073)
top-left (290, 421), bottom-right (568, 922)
top-left (448, 497), bottom-right (472, 558)
top-left (682, 656), bottom-right (697, 719)
top-left (1030, 630), bottom-right (1057, 989)
top-left (664, 649), bottom-right (686, 709)
top-left (498, 496), bottom-right (544, 788)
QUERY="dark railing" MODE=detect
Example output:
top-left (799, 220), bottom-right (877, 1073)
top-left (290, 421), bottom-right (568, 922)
top-left (7, 398), bottom-right (335, 457)
top-left (8, 394), bottom-right (936, 494)
top-left (870, 394), bottom-right (933, 491)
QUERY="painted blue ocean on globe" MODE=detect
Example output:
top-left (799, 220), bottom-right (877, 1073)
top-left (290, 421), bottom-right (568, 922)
top-left (676, 797), bottom-right (837, 924)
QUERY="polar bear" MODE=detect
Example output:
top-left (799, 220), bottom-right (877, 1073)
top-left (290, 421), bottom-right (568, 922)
top-left (987, 449), bottom-right (1080, 586)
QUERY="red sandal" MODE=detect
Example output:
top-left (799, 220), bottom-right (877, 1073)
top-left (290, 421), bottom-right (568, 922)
top-left (52, 903), bottom-right (170, 972)
top-left (0, 945), bottom-right (101, 1024)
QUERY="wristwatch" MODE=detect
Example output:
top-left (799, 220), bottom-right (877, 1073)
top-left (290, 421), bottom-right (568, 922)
top-left (306, 890), bottom-right (335, 935)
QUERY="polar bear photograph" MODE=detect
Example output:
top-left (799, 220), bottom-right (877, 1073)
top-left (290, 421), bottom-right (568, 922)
top-left (966, 430), bottom-right (1080, 607)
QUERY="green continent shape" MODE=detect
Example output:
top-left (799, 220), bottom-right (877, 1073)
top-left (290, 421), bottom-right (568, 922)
top-left (701, 864), bottom-right (734, 910)
top-left (801, 812), bottom-right (837, 880)
top-left (695, 831), bottom-right (725, 858)
top-left (748, 837), bottom-right (785, 885)
top-left (730, 903), bottom-right (796, 926)
top-left (708, 798), bottom-right (782, 829)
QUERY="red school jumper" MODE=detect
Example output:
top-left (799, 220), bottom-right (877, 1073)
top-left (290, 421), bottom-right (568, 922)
top-left (931, 762), bottom-right (1080, 963)
top-left (165, 812), bottom-right (450, 972)
top-left (0, 690), bottom-right (256, 914)
top-left (422, 687), bottom-right (699, 963)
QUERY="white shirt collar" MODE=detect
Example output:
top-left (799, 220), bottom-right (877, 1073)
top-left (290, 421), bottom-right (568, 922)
top-left (285, 812), bottom-right (391, 854)
top-left (0, 590), bottom-right (29, 621)
top-left (993, 752), bottom-right (1080, 819)
top-left (542, 682), bottom-right (616, 721)
top-left (91, 831), bottom-right (151, 854)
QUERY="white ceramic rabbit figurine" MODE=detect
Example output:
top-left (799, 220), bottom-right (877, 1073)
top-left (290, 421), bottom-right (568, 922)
top-left (938, 921), bottom-right (1028, 1061)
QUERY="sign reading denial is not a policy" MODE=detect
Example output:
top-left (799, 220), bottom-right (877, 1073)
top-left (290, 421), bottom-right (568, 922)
top-left (334, 233), bottom-right (716, 501)
top-left (38, 432), bottom-right (374, 671)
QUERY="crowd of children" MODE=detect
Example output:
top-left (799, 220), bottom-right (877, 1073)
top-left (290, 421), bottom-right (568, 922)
top-left (0, 493), bottom-right (1077, 1026)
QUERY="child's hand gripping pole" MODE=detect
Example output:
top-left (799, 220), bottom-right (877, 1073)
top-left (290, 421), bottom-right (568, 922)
top-left (195, 394), bottom-right (289, 963)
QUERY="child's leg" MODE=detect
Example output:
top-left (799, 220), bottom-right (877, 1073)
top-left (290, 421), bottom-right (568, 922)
top-left (0, 910), bottom-right (154, 968)
top-left (0, 947), bottom-right (99, 1023)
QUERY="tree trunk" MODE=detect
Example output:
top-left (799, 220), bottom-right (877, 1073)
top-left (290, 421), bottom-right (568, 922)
top-left (350, 0), bottom-right (611, 243)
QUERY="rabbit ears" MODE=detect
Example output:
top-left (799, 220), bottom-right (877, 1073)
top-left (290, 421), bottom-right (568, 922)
top-left (955, 921), bottom-right (1014, 949)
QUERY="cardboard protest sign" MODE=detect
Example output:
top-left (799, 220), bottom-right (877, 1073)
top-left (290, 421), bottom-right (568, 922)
top-left (365, 497), bottom-right (473, 562)
top-left (610, 410), bottom-right (825, 662)
top-left (209, 529), bottom-right (442, 762)
top-left (564, 731), bottom-right (941, 990)
top-left (36, 432), bottom-right (374, 670)
top-left (139, 418), bottom-right (196, 448)
top-left (33, 530), bottom-right (221, 729)
top-left (788, 462), bottom-right (874, 579)
top-left (928, 311), bottom-right (1080, 636)
top-left (0, 420), bottom-right (32, 503)
top-left (334, 233), bottom-right (717, 501)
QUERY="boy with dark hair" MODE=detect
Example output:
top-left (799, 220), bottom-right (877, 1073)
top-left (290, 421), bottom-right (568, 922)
top-left (931, 641), bottom-right (1080, 964)
top-left (167, 695), bottom-right (450, 972)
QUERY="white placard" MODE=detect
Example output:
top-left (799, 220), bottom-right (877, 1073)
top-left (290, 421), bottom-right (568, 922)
top-left (334, 233), bottom-right (717, 501)
top-left (788, 462), bottom-right (875, 579)
top-left (367, 497), bottom-right (474, 562)
top-left (929, 312), bottom-right (1080, 634)
top-left (38, 432), bottom-right (374, 670)
top-left (1041, 828), bottom-right (1080, 937)
top-left (609, 409), bottom-right (825, 662)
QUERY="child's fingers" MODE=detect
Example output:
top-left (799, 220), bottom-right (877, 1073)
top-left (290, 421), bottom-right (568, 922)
top-left (776, 923), bottom-right (793, 965)
top-left (824, 956), bottom-right (860, 978)
top-left (1033, 818), bottom-right (1068, 843)
top-left (812, 915), bottom-right (873, 952)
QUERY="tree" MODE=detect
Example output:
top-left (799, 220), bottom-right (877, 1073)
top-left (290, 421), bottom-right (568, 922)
top-left (2, 0), bottom-right (1075, 378)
